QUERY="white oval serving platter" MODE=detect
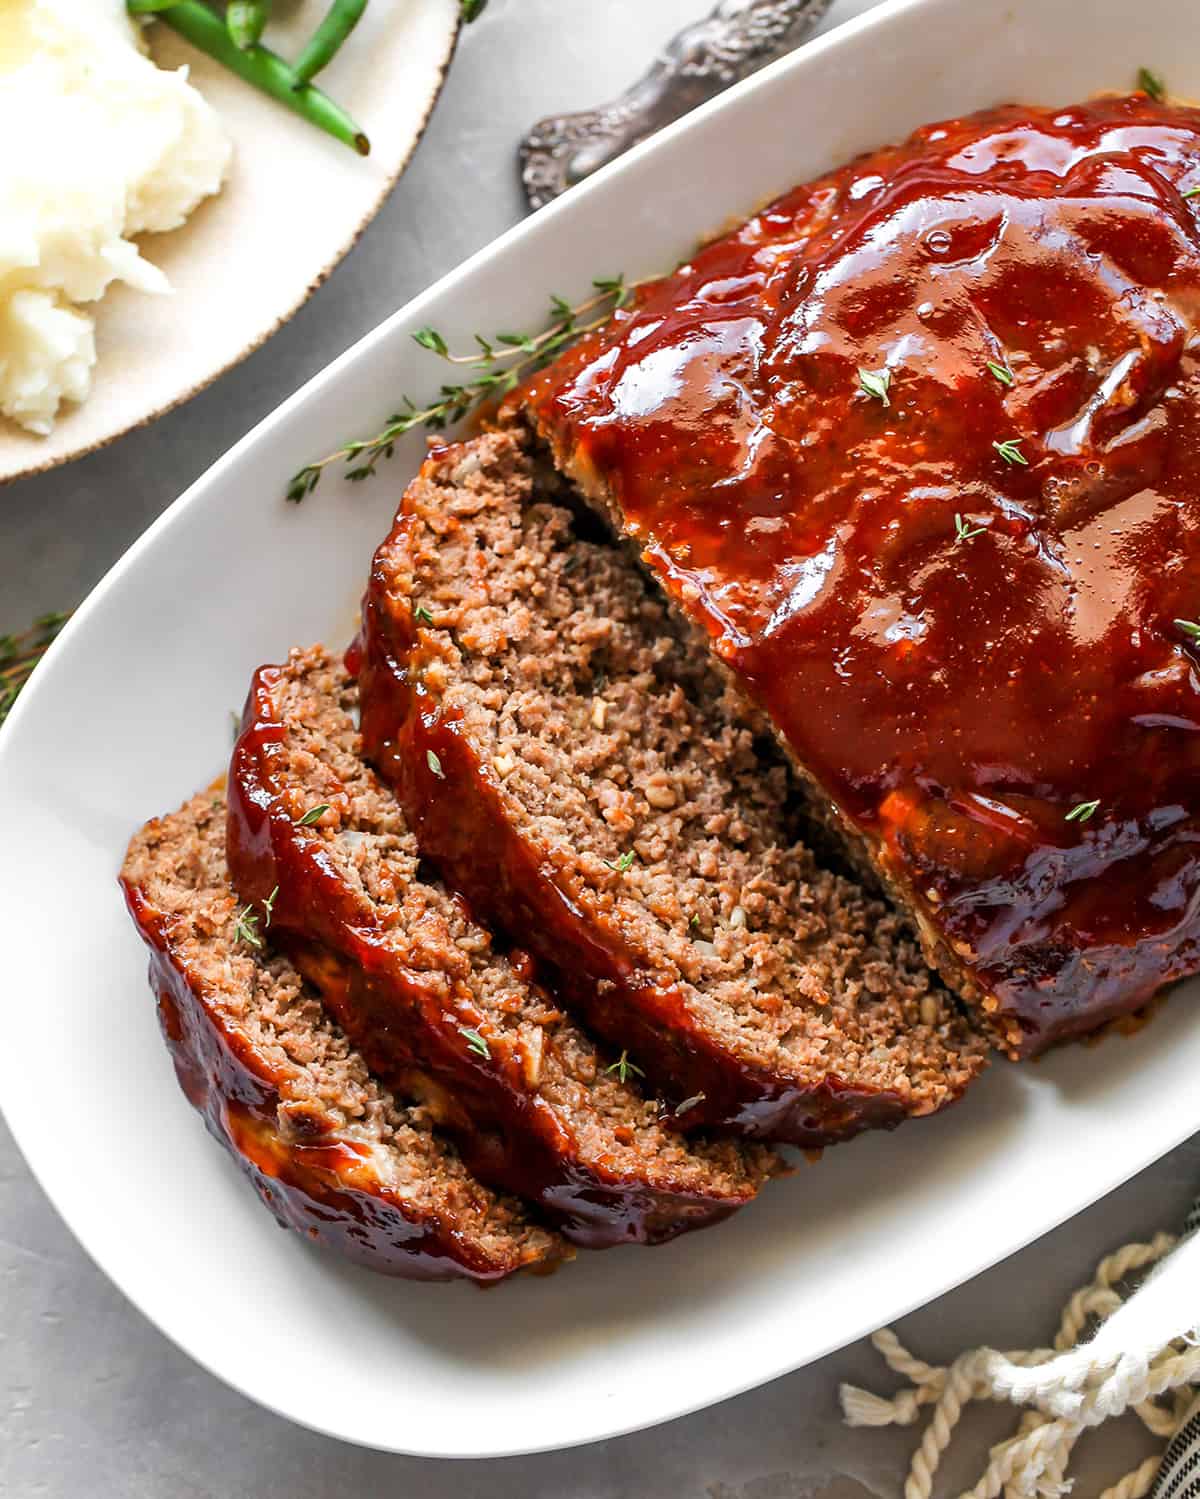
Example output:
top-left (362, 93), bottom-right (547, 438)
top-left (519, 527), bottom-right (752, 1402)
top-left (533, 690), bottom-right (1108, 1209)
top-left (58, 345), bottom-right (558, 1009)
top-left (2, 0), bottom-right (1198, 1459)
top-left (0, 0), bottom-right (460, 483)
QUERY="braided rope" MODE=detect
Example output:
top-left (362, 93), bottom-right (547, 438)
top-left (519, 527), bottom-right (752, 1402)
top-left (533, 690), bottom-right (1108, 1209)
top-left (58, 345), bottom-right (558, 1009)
top-left (1100, 1452), bottom-right (1162, 1499)
top-left (840, 1229), bottom-right (1193, 1499)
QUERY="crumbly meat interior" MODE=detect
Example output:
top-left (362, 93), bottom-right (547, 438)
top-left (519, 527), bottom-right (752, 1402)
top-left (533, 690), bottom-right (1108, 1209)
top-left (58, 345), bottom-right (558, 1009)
top-left (122, 791), bottom-right (559, 1262)
top-left (261, 649), bottom-right (778, 1198)
top-left (388, 431), bottom-right (988, 1112)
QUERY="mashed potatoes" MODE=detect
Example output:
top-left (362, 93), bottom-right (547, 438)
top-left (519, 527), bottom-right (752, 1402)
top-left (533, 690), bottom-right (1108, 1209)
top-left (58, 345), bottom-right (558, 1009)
top-left (0, 0), bottom-right (231, 434)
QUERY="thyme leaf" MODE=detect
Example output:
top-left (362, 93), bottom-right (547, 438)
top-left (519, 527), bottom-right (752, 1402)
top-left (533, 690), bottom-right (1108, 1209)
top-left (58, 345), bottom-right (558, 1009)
top-left (460, 1026), bottom-right (490, 1058)
top-left (986, 360), bottom-right (1015, 387)
top-left (426, 749), bottom-right (445, 779)
top-left (1065, 799), bottom-right (1101, 823)
top-left (604, 850), bottom-right (637, 874)
top-left (413, 602), bottom-right (435, 625)
top-left (297, 804), bottom-right (330, 826)
top-left (592, 275), bottom-right (631, 308)
top-left (858, 366), bottom-right (891, 406)
top-left (675, 1092), bottom-right (706, 1116)
top-left (0, 611), bottom-right (69, 729)
top-left (261, 885), bottom-right (279, 928)
top-left (412, 327), bottom-right (448, 357)
top-left (1138, 66), bottom-right (1166, 101)
top-left (955, 513), bottom-right (988, 543)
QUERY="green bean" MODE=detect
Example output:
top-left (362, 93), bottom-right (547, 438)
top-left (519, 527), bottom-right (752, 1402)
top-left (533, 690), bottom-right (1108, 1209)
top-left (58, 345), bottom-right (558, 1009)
top-left (126, 1), bottom-right (369, 155)
top-left (226, 0), bottom-right (270, 51)
top-left (292, 0), bottom-right (367, 88)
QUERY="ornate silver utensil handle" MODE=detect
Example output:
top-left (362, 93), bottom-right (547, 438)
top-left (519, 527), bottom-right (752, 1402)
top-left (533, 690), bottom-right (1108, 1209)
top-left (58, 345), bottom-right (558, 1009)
top-left (520, 0), bottom-right (835, 210)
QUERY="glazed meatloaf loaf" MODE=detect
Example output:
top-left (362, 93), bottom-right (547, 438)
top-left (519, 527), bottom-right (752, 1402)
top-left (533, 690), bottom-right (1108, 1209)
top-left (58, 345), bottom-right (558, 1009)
top-left (521, 93), bottom-right (1200, 1058)
top-left (225, 647), bottom-right (781, 1246)
top-left (121, 790), bottom-right (566, 1283)
top-left (355, 429), bottom-right (987, 1145)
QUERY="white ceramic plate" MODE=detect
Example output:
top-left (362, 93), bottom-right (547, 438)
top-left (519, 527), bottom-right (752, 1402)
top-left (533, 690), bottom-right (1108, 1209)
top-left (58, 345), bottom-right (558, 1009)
top-left (0, 0), bottom-right (460, 483)
top-left (2, 0), bottom-right (1198, 1459)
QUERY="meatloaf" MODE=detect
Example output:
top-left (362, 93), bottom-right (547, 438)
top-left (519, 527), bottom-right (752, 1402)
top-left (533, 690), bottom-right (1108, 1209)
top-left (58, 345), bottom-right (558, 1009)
top-left (520, 92), bottom-right (1200, 1058)
top-left (226, 646), bottom-right (780, 1245)
top-left (121, 790), bottom-right (566, 1283)
top-left (355, 429), bottom-right (986, 1144)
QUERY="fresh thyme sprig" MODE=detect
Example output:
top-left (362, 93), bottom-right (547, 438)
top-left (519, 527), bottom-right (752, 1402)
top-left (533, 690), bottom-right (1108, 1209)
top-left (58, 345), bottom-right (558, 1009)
top-left (286, 277), bottom-right (632, 501)
top-left (234, 903), bottom-right (263, 949)
top-left (993, 438), bottom-right (1028, 467)
top-left (605, 1050), bottom-right (644, 1083)
top-left (0, 611), bottom-right (69, 729)
top-left (234, 885), bottom-right (279, 947)
top-left (604, 850), bottom-right (637, 875)
top-left (954, 513), bottom-right (988, 543)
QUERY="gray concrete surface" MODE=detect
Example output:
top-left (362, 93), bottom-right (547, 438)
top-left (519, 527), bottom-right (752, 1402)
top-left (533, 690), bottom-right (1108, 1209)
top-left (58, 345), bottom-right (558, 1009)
top-left (2, 2), bottom-right (1196, 1494)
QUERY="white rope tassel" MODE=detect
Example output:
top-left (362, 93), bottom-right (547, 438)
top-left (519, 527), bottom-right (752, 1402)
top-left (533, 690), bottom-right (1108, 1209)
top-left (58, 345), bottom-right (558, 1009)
top-left (840, 1229), bottom-right (1200, 1499)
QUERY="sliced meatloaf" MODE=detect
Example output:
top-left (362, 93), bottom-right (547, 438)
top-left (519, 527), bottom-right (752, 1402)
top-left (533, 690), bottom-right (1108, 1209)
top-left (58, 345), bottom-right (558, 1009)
top-left (225, 647), bottom-right (780, 1247)
top-left (517, 95), bottom-right (1200, 1058)
top-left (121, 790), bottom-right (566, 1284)
top-left (354, 430), bottom-right (987, 1146)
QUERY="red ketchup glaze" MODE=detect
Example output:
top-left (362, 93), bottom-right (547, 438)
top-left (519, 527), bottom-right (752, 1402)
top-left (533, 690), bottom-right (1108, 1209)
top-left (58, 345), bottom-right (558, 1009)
top-left (120, 880), bottom-right (531, 1283)
top-left (523, 95), bottom-right (1200, 1056)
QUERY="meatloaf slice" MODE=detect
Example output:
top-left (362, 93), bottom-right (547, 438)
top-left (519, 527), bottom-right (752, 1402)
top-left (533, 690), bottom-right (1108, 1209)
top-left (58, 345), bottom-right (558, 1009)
top-left (121, 790), bottom-right (566, 1284)
top-left (355, 430), bottom-right (987, 1146)
top-left (225, 647), bottom-right (779, 1247)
